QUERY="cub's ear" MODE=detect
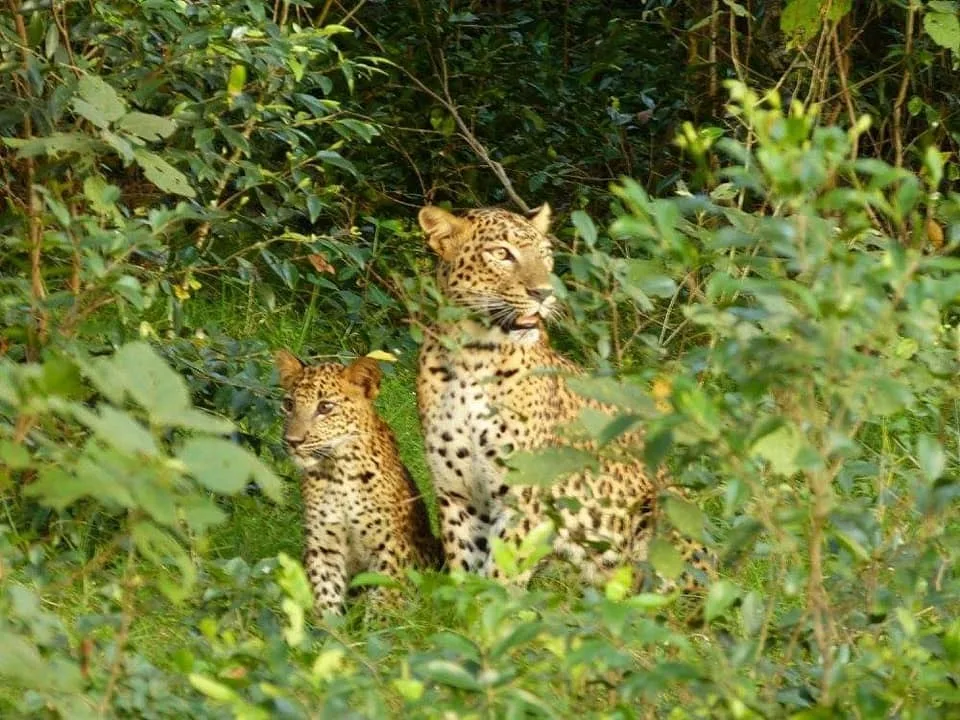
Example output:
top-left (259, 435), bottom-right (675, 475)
top-left (527, 202), bottom-right (552, 235)
top-left (418, 205), bottom-right (469, 262)
top-left (342, 356), bottom-right (383, 400)
top-left (275, 349), bottom-right (304, 391)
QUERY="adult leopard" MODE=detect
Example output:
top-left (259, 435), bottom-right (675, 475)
top-left (416, 203), bottom-right (711, 589)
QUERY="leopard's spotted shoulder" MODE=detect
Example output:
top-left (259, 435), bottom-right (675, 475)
top-left (277, 351), bottom-right (442, 615)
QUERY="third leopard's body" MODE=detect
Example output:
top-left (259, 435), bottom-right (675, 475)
top-left (416, 203), bottom-right (711, 587)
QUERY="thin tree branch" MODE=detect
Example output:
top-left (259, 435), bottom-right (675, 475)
top-left (336, 3), bottom-right (530, 211)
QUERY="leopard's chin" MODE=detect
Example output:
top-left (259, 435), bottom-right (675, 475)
top-left (292, 454), bottom-right (320, 470)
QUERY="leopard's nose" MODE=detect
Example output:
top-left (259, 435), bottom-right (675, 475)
top-left (285, 435), bottom-right (305, 450)
top-left (526, 286), bottom-right (553, 302)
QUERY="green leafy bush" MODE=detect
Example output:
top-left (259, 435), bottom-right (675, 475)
top-left (4, 77), bottom-right (957, 717)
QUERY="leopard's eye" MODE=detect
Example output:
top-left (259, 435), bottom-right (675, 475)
top-left (316, 400), bottom-right (335, 416)
top-left (281, 397), bottom-right (294, 414)
top-left (489, 247), bottom-right (514, 262)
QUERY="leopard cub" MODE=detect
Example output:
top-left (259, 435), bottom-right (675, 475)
top-left (276, 350), bottom-right (442, 615)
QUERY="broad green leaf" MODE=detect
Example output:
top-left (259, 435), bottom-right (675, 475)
top-left (916, 434), bottom-right (946, 482)
top-left (179, 494), bottom-right (227, 533)
top-left (116, 112), bottom-right (177, 141)
top-left (740, 591), bottom-right (765, 636)
top-left (366, 350), bottom-right (398, 363)
top-left (0, 439), bottom-right (31, 469)
top-left (169, 408), bottom-right (234, 434)
top-left (4, 132), bottom-right (96, 158)
top-left (333, 118), bottom-right (379, 143)
top-left (81, 405), bottom-right (159, 457)
top-left (665, 496), bottom-right (706, 540)
top-left (648, 537), bottom-right (684, 580)
top-left (178, 436), bottom-right (283, 502)
top-left (44, 22), bottom-right (58, 59)
top-left (571, 210), bottom-right (598, 248)
top-left (24, 465), bottom-right (133, 511)
top-left (392, 678), bottom-right (425, 701)
top-left (83, 175), bottom-right (122, 218)
top-left (131, 521), bottom-right (196, 601)
top-left (674, 384), bottom-right (721, 440)
top-left (227, 64), bottom-right (247, 97)
top-left (73, 76), bottom-right (126, 128)
top-left (113, 342), bottom-right (191, 421)
top-left (0, 631), bottom-right (84, 692)
top-left (490, 622), bottom-right (542, 659)
top-left (518, 519), bottom-right (556, 571)
top-left (282, 597), bottom-right (307, 645)
top-left (101, 129), bottom-right (135, 162)
top-left (825, 0), bottom-right (851, 23)
top-left (624, 259), bottom-right (678, 298)
top-left (26, 439), bottom-right (151, 511)
top-left (73, 98), bottom-right (111, 128)
top-left (277, 552), bottom-right (314, 610)
top-left (923, 145), bottom-right (945, 189)
top-left (705, 579), bottom-right (740, 622)
top-left (316, 149), bottom-right (358, 177)
top-left (751, 424), bottom-right (802, 476)
top-left (625, 592), bottom-right (674, 612)
top-left (595, 413), bottom-right (642, 446)
top-left (129, 475), bottom-right (179, 527)
top-left (311, 648), bottom-right (346, 680)
top-left (504, 447), bottom-right (597, 487)
top-left (133, 149), bottom-right (196, 198)
top-left (924, 9), bottom-right (960, 52)
top-left (604, 565), bottom-right (634, 601)
top-left (490, 537), bottom-right (519, 578)
top-left (781, 0), bottom-right (821, 43)
top-left (189, 674), bottom-right (238, 702)
top-left (567, 376), bottom-right (655, 413)
top-left (349, 571), bottom-right (401, 588)
top-left (418, 660), bottom-right (481, 691)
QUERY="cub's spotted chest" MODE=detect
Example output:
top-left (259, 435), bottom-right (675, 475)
top-left (277, 350), bottom-right (442, 615)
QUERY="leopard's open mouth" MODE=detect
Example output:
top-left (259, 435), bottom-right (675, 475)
top-left (511, 313), bottom-right (540, 329)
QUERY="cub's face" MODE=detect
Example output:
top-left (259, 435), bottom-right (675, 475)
top-left (275, 351), bottom-right (381, 469)
top-left (418, 204), bottom-right (557, 331)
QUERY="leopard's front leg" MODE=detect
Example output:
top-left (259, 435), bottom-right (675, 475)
top-left (436, 488), bottom-right (496, 573)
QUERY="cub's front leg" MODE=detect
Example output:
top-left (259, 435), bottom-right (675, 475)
top-left (301, 480), bottom-right (349, 616)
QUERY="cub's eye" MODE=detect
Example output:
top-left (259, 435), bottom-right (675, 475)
top-left (281, 397), bottom-right (294, 414)
top-left (316, 401), bottom-right (335, 416)
top-left (489, 247), bottom-right (514, 262)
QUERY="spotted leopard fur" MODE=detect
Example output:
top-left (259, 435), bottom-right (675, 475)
top-left (277, 351), bottom-right (442, 615)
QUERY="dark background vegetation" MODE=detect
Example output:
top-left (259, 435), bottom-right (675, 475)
top-left (1, 0), bottom-right (959, 717)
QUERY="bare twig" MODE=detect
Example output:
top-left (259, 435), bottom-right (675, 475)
top-left (335, 2), bottom-right (530, 211)
top-left (893, 3), bottom-right (916, 168)
top-left (7, 0), bottom-right (47, 357)
top-left (98, 539), bottom-right (137, 714)
top-left (708, 0), bottom-right (720, 100)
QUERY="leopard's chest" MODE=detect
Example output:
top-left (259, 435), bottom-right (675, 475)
top-left (423, 346), bottom-right (559, 497)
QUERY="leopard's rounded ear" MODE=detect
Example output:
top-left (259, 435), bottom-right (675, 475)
top-left (342, 356), bottom-right (383, 400)
top-left (418, 205), bottom-right (469, 261)
top-left (275, 349), bottom-right (304, 391)
top-left (527, 202), bottom-right (552, 235)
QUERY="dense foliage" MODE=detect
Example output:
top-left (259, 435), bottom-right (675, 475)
top-left (2, 0), bottom-right (959, 717)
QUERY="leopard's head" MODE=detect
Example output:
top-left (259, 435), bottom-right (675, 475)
top-left (275, 350), bottom-right (382, 469)
top-left (418, 204), bottom-right (558, 332)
